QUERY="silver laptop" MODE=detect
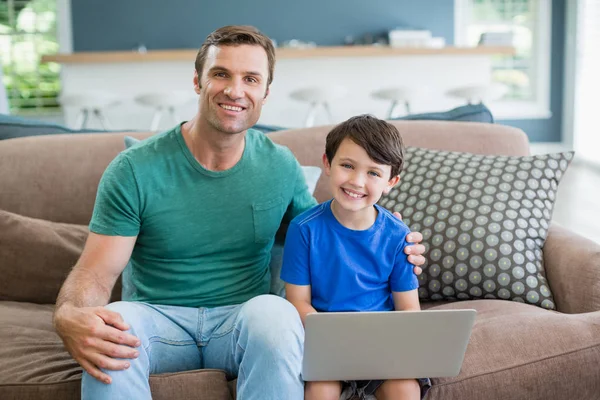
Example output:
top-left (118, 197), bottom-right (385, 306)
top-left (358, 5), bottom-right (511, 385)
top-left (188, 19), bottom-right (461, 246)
top-left (302, 309), bottom-right (476, 381)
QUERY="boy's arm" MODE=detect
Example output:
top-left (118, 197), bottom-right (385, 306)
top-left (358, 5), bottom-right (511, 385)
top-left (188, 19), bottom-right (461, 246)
top-left (285, 283), bottom-right (317, 326)
top-left (392, 290), bottom-right (421, 311)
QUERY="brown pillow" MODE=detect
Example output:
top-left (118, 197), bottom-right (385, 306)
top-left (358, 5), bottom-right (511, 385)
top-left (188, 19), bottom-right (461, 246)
top-left (0, 209), bottom-right (121, 304)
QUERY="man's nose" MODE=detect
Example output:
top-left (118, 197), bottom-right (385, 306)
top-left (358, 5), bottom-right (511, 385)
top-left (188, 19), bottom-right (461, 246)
top-left (224, 79), bottom-right (244, 99)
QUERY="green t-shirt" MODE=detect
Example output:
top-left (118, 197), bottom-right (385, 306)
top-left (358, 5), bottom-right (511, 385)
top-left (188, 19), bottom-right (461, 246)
top-left (90, 125), bottom-right (317, 308)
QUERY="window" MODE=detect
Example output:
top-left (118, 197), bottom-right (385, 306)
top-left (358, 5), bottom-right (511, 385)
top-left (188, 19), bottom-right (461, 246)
top-left (0, 0), bottom-right (60, 114)
top-left (565, 0), bottom-right (600, 164)
top-left (455, 0), bottom-right (552, 119)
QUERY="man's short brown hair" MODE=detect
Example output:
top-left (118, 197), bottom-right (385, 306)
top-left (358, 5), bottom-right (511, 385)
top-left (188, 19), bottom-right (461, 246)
top-left (325, 115), bottom-right (405, 178)
top-left (195, 25), bottom-right (276, 86)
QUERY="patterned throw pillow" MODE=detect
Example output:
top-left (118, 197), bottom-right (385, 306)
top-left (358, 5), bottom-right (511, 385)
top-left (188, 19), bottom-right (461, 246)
top-left (379, 147), bottom-right (574, 310)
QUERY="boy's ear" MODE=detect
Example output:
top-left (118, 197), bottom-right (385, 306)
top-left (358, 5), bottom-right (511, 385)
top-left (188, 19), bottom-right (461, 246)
top-left (384, 175), bottom-right (400, 194)
top-left (322, 153), bottom-right (331, 175)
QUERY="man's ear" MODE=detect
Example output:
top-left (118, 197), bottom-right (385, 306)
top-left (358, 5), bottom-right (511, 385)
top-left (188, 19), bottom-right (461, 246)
top-left (322, 153), bottom-right (332, 176)
top-left (383, 175), bottom-right (400, 194)
top-left (193, 70), bottom-right (201, 94)
top-left (262, 86), bottom-right (270, 104)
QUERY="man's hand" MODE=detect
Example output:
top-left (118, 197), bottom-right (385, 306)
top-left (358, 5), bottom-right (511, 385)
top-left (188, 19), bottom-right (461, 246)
top-left (54, 305), bottom-right (141, 384)
top-left (392, 212), bottom-right (426, 275)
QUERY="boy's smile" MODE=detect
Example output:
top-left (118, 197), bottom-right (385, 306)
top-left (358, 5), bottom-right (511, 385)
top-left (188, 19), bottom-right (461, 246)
top-left (323, 138), bottom-right (399, 229)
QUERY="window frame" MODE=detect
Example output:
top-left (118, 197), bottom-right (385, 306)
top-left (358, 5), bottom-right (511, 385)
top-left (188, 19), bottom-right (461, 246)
top-left (454, 0), bottom-right (552, 120)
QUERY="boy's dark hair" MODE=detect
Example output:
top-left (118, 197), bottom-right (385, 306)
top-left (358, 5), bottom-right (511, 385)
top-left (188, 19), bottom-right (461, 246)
top-left (325, 114), bottom-right (405, 178)
top-left (195, 25), bottom-right (276, 87)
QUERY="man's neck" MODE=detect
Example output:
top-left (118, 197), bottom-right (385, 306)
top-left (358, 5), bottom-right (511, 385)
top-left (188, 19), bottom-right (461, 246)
top-left (181, 119), bottom-right (246, 171)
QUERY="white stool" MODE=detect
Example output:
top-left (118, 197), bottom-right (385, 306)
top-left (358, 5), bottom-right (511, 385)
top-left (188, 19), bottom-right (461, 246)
top-left (371, 87), bottom-right (420, 119)
top-left (446, 83), bottom-right (509, 104)
top-left (59, 92), bottom-right (120, 129)
top-left (134, 91), bottom-right (196, 131)
top-left (289, 86), bottom-right (347, 127)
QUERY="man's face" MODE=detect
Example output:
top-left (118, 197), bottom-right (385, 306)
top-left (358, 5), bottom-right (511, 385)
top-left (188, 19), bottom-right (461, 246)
top-left (194, 44), bottom-right (270, 134)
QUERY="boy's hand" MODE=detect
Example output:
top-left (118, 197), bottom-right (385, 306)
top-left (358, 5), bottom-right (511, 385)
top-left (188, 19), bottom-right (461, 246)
top-left (392, 212), bottom-right (426, 276)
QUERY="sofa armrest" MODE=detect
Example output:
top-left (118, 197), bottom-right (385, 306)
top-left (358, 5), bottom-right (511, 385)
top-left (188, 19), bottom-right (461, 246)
top-left (543, 223), bottom-right (600, 314)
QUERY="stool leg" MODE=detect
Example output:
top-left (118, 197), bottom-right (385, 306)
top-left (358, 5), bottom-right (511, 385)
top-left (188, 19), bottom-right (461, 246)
top-left (323, 102), bottom-right (334, 124)
top-left (387, 101), bottom-right (398, 119)
top-left (75, 109), bottom-right (88, 129)
top-left (168, 106), bottom-right (181, 125)
top-left (305, 102), bottom-right (319, 127)
top-left (93, 109), bottom-right (113, 130)
top-left (150, 108), bottom-right (164, 131)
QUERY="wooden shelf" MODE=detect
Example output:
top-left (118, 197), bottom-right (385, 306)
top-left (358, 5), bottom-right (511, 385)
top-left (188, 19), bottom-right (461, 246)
top-left (42, 46), bottom-right (515, 64)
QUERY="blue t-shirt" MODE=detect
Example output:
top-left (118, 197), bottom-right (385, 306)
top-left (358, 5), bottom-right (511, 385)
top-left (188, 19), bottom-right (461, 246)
top-left (281, 200), bottom-right (418, 312)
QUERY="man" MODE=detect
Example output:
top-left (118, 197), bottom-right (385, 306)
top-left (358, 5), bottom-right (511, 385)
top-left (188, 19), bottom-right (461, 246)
top-left (53, 25), bottom-right (426, 400)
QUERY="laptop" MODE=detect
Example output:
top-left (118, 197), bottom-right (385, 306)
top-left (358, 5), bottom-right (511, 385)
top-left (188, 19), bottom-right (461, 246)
top-left (302, 309), bottom-right (476, 381)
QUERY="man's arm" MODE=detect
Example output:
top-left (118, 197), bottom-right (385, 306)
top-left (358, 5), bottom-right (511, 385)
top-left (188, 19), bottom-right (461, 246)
top-left (285, 283), bottom-right (317, 326)
top-left (392, 290), bottom-right (421, 311)
top-left (53, 232), bottom-right (140, 384)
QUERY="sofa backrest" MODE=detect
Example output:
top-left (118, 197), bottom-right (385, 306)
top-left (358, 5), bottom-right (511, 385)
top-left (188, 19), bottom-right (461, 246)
top-left (0, 121), bottom-right (529, 225)
top-left (269, 121), bottom-right (529, 203)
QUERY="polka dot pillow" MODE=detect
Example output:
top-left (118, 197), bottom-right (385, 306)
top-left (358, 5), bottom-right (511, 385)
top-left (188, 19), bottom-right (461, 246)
top-left (379, 147), bottom-right (574, 310)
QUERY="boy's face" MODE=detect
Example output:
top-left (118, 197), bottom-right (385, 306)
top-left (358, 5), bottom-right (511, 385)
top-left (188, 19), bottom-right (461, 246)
top-left (323, 137), bottom-right (400, 216)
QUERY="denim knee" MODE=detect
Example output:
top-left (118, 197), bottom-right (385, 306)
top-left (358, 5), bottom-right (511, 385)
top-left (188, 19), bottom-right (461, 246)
top-left (239, 295), bottom-right (303, 349)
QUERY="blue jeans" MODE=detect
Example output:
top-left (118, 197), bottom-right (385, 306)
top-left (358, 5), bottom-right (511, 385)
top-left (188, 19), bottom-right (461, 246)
top-left (81, 295), bottom-right (304, 400)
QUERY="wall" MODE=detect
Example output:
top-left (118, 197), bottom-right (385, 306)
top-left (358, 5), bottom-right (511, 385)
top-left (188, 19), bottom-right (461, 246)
top-left (70, 0), bottom-right (565, 143)
top-left (72, 0), bottom-right (455, 50)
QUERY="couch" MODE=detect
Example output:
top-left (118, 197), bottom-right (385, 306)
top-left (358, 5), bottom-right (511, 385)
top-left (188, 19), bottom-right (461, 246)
top-left (1, 120), bottom-right (599, 400)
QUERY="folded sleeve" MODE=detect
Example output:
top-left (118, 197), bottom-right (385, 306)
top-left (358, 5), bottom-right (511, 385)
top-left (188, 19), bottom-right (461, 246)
top-left (390, 233), bottom-right (420, 292)
top-left (280, 221), bottom-right (311, 286)
top-left (89, 154), bottom-right (141, 237)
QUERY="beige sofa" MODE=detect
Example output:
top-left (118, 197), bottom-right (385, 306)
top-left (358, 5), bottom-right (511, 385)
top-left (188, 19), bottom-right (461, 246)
top-left (1, 121), bottom-right (599, 400)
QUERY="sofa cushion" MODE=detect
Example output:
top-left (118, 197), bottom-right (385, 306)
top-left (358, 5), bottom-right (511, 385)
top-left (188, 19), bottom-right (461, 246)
top-left (0, 209), bottom-right (122, 304)
top-left (392, 103), bottom-right (494, 123)
top-left (421, 300), bottom-right (600, 400)
top-left (0, 302), bottom-right (232, 400)
top-left (379, 148), bottom-right (574, 310)
top-left (1, 301), bottom-right (598, 400)
top-left (0, 209), bottom-right (88, 304)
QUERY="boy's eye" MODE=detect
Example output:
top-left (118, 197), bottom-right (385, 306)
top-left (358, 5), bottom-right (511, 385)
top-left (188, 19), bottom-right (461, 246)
top-left (341, 163), bottom-right (352, 169)
top-left (368, 171), bottom-right (381, 177)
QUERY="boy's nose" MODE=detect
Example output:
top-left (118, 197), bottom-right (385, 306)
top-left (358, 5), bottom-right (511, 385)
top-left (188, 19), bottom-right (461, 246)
top-left (349, 173), bottom-right (365, 187)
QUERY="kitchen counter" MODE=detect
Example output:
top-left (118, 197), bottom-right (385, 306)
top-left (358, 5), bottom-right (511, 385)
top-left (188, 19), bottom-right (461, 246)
top-left (42, 46), bottom-right (514, 64)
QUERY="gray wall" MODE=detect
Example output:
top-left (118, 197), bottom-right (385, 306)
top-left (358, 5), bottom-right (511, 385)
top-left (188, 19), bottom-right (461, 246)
top-left (71, 0), bottom-right (565, 143)
top-left (72, 0), bottom-right (455, 50)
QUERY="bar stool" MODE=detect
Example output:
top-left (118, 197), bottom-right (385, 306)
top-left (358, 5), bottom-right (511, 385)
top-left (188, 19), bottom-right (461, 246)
top-left (289, 86), bottom-right (347, 127)
top-left (446, 83), bottom-right (509, 104)
top-left (59, 92), bottom-right (120, 129)
top-left (371, 87), bottom-right (420, 119)
top-left (134, 91), bottom-right (197, 131)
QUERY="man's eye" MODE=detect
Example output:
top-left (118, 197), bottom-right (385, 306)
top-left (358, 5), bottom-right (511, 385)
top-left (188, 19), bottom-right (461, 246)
top-left (246, 77), bottom-right (258, 83)
top-left (215, 72), bottom-right (227, 77)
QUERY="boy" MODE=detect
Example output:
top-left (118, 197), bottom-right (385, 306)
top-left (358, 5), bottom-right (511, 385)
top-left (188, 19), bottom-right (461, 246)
top-left (281, 115), bottom-right (430, 400)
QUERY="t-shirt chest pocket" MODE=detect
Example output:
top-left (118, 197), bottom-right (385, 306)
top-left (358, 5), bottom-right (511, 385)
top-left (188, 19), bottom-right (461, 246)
top-left (252, 197), bottom-right (284, 244)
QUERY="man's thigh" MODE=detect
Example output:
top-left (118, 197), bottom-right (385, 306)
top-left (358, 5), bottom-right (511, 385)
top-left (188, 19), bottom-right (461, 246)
top-left (106, 301), bottom-right (202, 374)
